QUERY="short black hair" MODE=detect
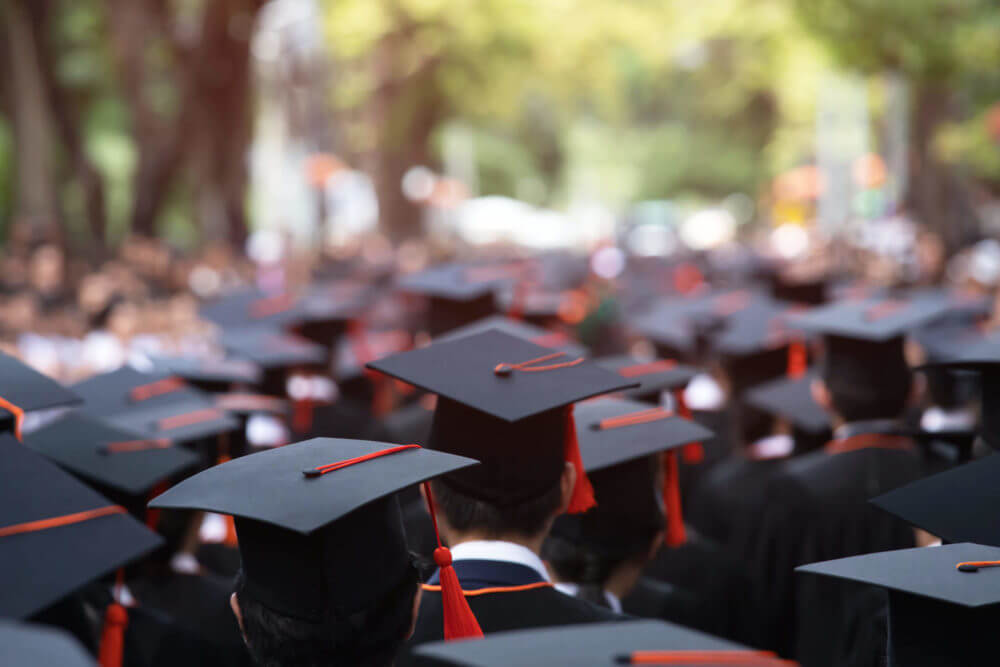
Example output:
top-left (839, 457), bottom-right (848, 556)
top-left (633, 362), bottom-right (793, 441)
top-left (821, 335), bottom-right (912, 423)
top-left (823, 368), bottom-right (912, 423)
top-left (233, 560), bottom-right (418, 667)
top-left (430, 478), bottom-right (563, 539)
top-left (542, 532), bottom-right (655, 607)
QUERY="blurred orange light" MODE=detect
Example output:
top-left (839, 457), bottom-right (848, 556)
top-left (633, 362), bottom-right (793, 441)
top-left (852, 153), bottom-right (887, 189)
top-left (305, 153), bottom-right (346, 188)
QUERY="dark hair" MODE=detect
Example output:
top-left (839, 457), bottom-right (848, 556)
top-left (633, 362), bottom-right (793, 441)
top-left (735, 403), bottom-right (776, 448)
top-left (233, 561), bottom-right (418, 667)
top-left (430, 478), bottom-right (563, 539)
top-left (822, 335), bottom-right (912, 423)
top-left (542, 533), bottom-right (654, 607)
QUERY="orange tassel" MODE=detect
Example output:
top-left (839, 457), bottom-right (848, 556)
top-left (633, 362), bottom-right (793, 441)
top-left (98, 591), bottom-right (129, 667)
top-left (673, 390), bottom-right (704, 464)
top-left (292, 397), bottom-right (314, 434)
top-left (424, 483), bottom-right (483, 641)
top-left (564, 406), bottom-right (596, 514)
top-left (663, 450), bottom-right (686, 547)
top-left (787, 339), bottom-right (807, 379)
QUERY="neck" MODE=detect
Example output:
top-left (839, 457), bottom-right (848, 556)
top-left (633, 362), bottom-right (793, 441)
top-left (444, 530), bottom-right (546, 557)
top-left (604, 561), bottom-right (642, 600)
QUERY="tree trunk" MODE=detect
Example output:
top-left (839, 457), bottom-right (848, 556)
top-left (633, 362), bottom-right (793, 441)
top-left (1, 0), bottom-right (60, 238)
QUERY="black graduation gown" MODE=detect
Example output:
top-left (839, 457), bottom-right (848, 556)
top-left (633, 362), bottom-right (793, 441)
top-left (733, 433), bottom-right (923, 665)
top-left (128, 571), bottom-right (253, 667)
top-left (406, 559), bottom-right (626, 652)
top-left (621, 576), bottom-right (719, 635)
top-left (641, 530), bottom-right (756, 644)
top-left (686, 452), bottom-right (790, 547)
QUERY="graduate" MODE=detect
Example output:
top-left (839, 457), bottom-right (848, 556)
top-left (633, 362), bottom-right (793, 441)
top-left (734, 295), bottom-right (949, 665)
top-left (149, 437), bottom-right (479, 666)
top-left (367, 329), bottom-right (637, 645)
top-left (541, 397), bottom-right (716, 632)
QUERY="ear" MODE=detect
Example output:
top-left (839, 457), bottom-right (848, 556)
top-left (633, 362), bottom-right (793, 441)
top-left (909, 372), bottom-right (925, 406)
top-left (407, 585), bottom-right (423, 640)
top-left (557, 461), bottom-right (577, 515)
top-left (811, 377), bottom-right (833, 413)
top-left (230, 593), bottom-right (247, 641)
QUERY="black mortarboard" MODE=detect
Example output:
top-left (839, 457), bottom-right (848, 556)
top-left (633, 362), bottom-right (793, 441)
top-left (0, 433), bottom-right (161, 618)
top-left (437, 315), bottom-right (589, 358)
top-left (107, 399), bottom-right (240, 447)
top-left (870, 453), bottom-right (1000, 547)
top-left (150, 438), bottom-right (476, 621)
top-left (399, 263), bottom-right (510, 336)
top-left (0, 621), bottom-right (96, 667)
top-left (69, 366), bottom-right (205, 418)
top-left (199, 287), bottom-right (305, 330)
top-left (367, 330), bottom-right (636, 509)
top-left (797, 543), bottom-right (1000, 666)
top-left (744, 372), bottom-right (831, 434)
top-left (549, 398), bottom-right (712, 555)
top-left (916, 353), bottom-right (1000, 449)
top-left (146, 355), bottom-right (262, 393)
top-left (220, 328), bottom-right (329, 396)
top-left (788, 294), bottom-right (952, 342)
top-left (595, 355), bottom-right (698, 403)
top-left (0, 352), bottom-right (81, 437)
top-left (413, 619), bottom-right (767, 667)
top-left (25, 412), bottom-right (201, 497)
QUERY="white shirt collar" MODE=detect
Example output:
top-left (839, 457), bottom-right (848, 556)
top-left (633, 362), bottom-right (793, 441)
top-left (552, 582), bottom-right (622, 613)
top-left (448, 540), bottom-right (551, 583)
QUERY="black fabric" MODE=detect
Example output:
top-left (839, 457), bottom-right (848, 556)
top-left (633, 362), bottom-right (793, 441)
top-left (0, 351), bottom-right (81, 415)
top-left (0, 434), bottom-right (161, 619)
top-left (595, 355), bottom-right (698, 402)
top-left (620, 576), bottom-right (720, 638)
top-left (642, 532), bottom-right (755, 644)
top-left (887, 591), bottom-right (1000, 667)
top-left (745, 373), bottom-right (832, 434)
top-left (733, 440), bottom-right (923, 664)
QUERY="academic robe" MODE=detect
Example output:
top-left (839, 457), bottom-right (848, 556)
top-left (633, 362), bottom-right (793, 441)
top-left (405, 559), bottom-right (626, 653)
top-left (621, 576), bottom-right (719, 636)
top-left (733, 431), bottom-right (923, 665)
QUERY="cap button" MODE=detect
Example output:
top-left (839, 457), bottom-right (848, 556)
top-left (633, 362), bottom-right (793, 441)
top-left (493, 363), bottom-right (512, 377)
top-left (433, 546), bottom-right (453, 567)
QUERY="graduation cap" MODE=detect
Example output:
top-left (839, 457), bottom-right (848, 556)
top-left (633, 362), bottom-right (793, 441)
top-left (744, 372), bottom-right (831, 434)
top-left (25, 411), bottom-right (201, 499)
top-left (146, 355), bottom-right (263, 393)
top-left (437, 315), bottom-right (589, 359)
top-left (367, 329), bottom-right (637, 512)
top-left (916, 352), bottom-right (1000, 449)
top-left (413, 619), bottom-right (787, 667)
top-left (398, 263), bottom-right (508, 336)
top-left (550, 398), bottom-right (713, 553)
top-left (199, 287), bottom-right (305, 330)
top-left (0, 433), bottom-right (161, 618)
top-left (870, 453), bottom-right (1000, 547)
top-left (220, 328), bottom-right (329, 396)
top-left (150, 438), bottom-right (482, 638)
top-left (595, 355), bottom-right (698, 403)
top-left (69, 366), bottom-right (205, 418)
top-left (107, 398), bottom-right (240, 447)
top-left (0, 621), bottom-right (96, 667)
top-left (797, 543), bottom-right (1000, 666)
top-left (0, 351), bottom-right (81, 439)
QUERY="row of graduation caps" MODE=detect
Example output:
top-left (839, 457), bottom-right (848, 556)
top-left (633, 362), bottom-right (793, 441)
top-left (3, 266), bottom-right (1000, 664)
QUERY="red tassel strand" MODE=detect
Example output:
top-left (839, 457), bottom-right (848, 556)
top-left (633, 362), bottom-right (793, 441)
top-left (663, 450), bottom-right (686, 548)
top-left (564, 406), bottom-right (596, 514)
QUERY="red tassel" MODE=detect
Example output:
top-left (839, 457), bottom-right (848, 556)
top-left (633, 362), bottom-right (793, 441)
top-left (564, 406), bottom-right (596, 514)
top-left (423, 483), bottom-right (483, 641)
top-left (673, 390), bottom-right (704, 464)
top-left (292, 397), bottom-right (314, 434)
top-left (98, 602), bottom-right (128, 667)
top-left (787, 339), bottom-right (807, 379)
top-left (663, 450), bottom-right (686, 547)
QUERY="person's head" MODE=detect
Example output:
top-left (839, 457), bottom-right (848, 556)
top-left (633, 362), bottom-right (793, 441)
top-left (813, 335), bottom-right (913, 423)
top-left (428, 460), bottom-right (576, 545)
top-left (734, 403), bottom-right (777, 448)
top-left (230, 566), bottom-right (420, 667)
top-left (543, 456), bottom-right (663, 601)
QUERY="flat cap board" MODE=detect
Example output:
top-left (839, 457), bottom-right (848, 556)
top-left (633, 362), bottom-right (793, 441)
top-left (398, 263), bottom-right (511, 301)
top-left (870, 453), bottom-right (1000, 547)
top-left (413, 619), bottom-right (749, 667)
top-left (109, 399), bottom-right (240, 444)
top-left (711, 299), bottom-right (805, 357)
top-left (0, 434), bottom-right (161, 618)
top-left (149, 438), bottom-right (477, 534)
top-left (25, 411), bottom-right (201, 496)
top-left (788, 295), bottom-right (952, 341)
top-left (221, 329), bottom-right (328, 368)
top-left (595, 355), bottom-right (698, 396)
top-left (797, 543), bottom-right (1000, 607)
top-left (69, 366), bottom-right (206, 417)
top-left (0, 352), bottom-right (81, 414)
top-left (744, 372), bottom-right (831, 433)
top-left (367, 329), bottom-right (636, 422)
top-left (0, 622), bottom-right (96, 667)
top-left (436, 315), bottom-right (589, 358)
top-left (199, 287), bottom-right (306, 329)
top-left (148, 355), bottom-right (262, 386)
top-left (574, 398), bottom-right (713, 471)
